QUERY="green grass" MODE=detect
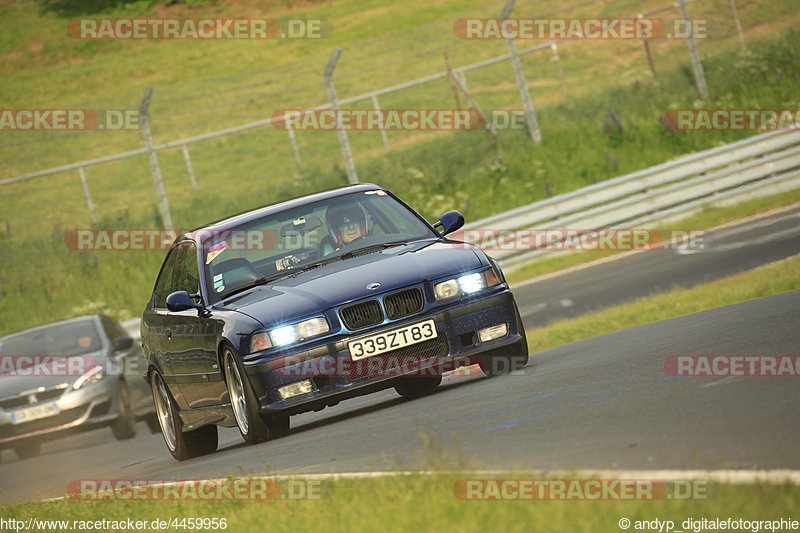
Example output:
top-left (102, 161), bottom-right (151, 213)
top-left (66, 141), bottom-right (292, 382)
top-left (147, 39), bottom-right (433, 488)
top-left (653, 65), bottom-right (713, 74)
top-left (2, 0), bottom-right (799, 232)
top-left (2, 473), bottom-right (798, 533)
top-left (525, 253), bottom-right (800, 354)
top-left (1, 1), bottom-right (800, 335)
top-left (507, 190), bottom-right (800, 283)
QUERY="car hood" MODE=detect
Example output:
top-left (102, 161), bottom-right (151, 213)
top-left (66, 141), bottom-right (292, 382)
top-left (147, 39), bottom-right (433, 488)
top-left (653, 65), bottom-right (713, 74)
top-left (217, 241), bottom-right (484, 328)
top-left (0, 352), bottom-right (105, 399)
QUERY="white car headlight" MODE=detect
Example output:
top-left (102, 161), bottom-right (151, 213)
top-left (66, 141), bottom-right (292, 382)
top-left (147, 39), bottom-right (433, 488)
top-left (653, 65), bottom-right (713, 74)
top-left (433, 269), bottom-right (502, 301)
top-left (72, 365), bottom-right (104, 390)
top-left (250, 317), bottom-right (330, 352)
top-left (433, 279), bottom-right (459, 300)
top-left (458, 272), bottom-right (485, 294)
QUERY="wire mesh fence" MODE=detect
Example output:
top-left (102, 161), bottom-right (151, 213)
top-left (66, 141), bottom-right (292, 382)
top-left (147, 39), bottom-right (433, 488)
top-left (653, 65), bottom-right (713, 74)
top-left (0, 0), bottom-right (785, 243)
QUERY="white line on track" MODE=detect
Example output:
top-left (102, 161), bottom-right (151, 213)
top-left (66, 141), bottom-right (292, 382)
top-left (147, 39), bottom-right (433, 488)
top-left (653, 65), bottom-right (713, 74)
top-left (509, 202), bottom-right (800, 289)
top-left (40, 468), bottom-right (800, 502)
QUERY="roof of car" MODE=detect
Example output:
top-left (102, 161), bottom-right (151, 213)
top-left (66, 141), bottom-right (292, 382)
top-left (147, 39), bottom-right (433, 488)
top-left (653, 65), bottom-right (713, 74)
top-left (180, 183), bottom-right (383, 245)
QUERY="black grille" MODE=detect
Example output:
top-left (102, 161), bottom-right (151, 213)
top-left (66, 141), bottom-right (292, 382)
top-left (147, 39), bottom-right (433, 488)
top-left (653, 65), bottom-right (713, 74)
top-left (346, 336), bottom-right (449, 380)
top-left (384, 288), bottom-right (424, 319)
top-left (0, 386), bottom-right (66, 410)
top-left (340, 300), bottom-right (383, 330)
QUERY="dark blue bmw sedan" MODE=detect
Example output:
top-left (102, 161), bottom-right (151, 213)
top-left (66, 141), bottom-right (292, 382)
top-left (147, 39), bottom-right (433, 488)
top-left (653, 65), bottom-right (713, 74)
top-left (141, 184), bottom-right (528, 460)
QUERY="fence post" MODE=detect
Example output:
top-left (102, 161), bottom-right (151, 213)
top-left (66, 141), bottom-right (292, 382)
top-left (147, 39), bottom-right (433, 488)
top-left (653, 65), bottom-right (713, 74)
top-left (444, 51), bottom-right (463, 110)
top-left (729, 0), bottom-right (746, 48)
top-left (78, 166), bottom-right (96, 224)
top-left (502, 0), bottom-right (542, 144)
top-left (676, 0), bottom-right (709, 101)
top-left (549, 43), bottom-right (569, 96)
top-left (451, 71), bottom-right (496, 137)
top-left (139, 87), bottom-right (174, 231)
top-left (181, 144), bottom-right (198, 191)
top-left (638, 14), bottom-right (657, 76)
top-left (287, 125), bottom-right (303, 171)
top-left (371, 94), bottom-right (390, 152)
top-left (324, 48), bottom-right (358, 184)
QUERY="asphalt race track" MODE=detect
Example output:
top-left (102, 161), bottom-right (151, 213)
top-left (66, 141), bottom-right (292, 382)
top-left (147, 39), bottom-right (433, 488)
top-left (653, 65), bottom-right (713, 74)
top-left (514, 205), bottom-right (800, 325)
top-left (1, 208), bottom-right (799, 505)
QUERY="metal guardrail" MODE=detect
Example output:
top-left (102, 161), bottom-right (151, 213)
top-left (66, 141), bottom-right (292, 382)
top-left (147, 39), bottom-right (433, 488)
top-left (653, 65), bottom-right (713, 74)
top-left (457, 125), bottom-right (800, 269)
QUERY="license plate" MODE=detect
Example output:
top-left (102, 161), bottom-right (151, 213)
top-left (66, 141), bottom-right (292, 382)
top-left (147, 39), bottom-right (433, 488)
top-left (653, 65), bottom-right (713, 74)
top-left (349, 319), bottom-right (437, 360)
top-left (11, 402), bottom-right (60, 424)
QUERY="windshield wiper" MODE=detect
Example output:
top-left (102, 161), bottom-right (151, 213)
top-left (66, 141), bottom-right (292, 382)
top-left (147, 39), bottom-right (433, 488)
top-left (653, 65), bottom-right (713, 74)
top-left (339, 240), bottom-right (410, 259)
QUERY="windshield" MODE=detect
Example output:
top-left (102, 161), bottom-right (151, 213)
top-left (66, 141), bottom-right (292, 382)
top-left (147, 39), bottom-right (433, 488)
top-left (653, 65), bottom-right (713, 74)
top-left (0, 318), bottom-right (102, 357)
top-left (202, 190), bottom-right (437, 300)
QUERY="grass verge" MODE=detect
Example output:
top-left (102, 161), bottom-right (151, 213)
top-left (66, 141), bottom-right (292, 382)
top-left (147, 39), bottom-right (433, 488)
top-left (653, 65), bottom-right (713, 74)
top-left (525, 253), bottom-right (800, 354)
top-left (2, 27), bottom-right (800, 335)
top-left (2, 473), bottom-right (797, 533)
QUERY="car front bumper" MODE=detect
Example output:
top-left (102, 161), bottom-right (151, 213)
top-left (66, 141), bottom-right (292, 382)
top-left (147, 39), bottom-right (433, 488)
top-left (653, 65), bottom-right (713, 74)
top-left (244, 290), bottom-right (525, 416)
top-left (0, 380), bottom-right (122, 447)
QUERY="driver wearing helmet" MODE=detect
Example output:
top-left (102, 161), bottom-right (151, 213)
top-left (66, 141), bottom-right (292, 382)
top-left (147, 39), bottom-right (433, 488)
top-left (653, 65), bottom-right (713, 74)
top-left (320, 202), bottom-right (368, 256)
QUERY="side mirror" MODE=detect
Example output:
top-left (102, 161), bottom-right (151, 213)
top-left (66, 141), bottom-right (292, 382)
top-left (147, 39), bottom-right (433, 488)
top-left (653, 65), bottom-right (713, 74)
top-left (112, 336), bottom-right (134, 352)
top-left (435, 210), bottom-right (465, 236)
top-left (166, 291), bottom-right (203, 313)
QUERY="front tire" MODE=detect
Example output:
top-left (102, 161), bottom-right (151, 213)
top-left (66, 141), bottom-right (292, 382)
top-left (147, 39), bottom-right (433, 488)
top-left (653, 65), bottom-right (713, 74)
top-left (151, 370), bottom-right (217, 461)
top-left (478, 338), bottom-right (529, 376)
top-left (223, 347), bottom-right (272, 444)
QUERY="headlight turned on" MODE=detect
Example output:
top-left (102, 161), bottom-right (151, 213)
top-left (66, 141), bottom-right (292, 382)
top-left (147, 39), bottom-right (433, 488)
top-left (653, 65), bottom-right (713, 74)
top-left (433, 268), bottom-right (502, 301)
top-left (72, 365), bottom-right (104, 390)
top-left (250, 317), bottom-right (330, 352)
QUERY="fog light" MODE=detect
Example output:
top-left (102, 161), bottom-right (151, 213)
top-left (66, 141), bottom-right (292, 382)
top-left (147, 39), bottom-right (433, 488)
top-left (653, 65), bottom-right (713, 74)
top-left (278, 380), bottom-right (313, 400)
top-left (477, 323), bottom-right (508, 343)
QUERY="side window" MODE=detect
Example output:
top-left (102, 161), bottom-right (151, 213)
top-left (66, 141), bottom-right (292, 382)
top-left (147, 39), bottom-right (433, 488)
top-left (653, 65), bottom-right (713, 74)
top-left (172, 241), bottom-right (200, 295)
top-left (153, 250), bottom-right (178, 309)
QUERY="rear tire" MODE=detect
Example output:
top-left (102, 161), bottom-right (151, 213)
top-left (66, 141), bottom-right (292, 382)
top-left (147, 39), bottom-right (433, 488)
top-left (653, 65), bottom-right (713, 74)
top-left (151, 370), bottom-right (218, 461)
top-left (111, 382), bottom-right (137, 440)
top-left (394, 375), bottom-right (442, 399)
